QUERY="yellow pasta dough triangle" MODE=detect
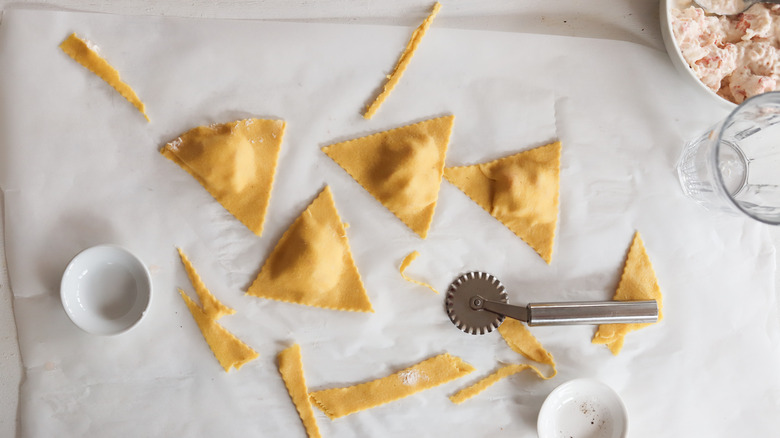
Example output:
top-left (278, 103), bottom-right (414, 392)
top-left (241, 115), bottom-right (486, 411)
top-left (59, 33), bottom-right (150, 121)
top-left (323, 115), bottom-right (454, 239)
top-left (450, 319), bottom-right (556, 404)
top-left (278, 345), bottom-right (322, 438)
top-left (592, 232), bottom-right (663, 355)
top-left (309, 353), bottom-right (474, 419)
top-left (363, 2), bottom-right (441, 119)
top-left (177, 249), bottom-right (258, 372)
top-left (247, 186), bottom-right (374, 313)
top-left (161, 118), bottom-right (286, 237)
top-left (444, 141), bottom-right (561, 263)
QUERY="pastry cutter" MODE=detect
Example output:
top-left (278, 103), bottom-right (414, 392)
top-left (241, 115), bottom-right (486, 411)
top-left (446, 271), bottom-right (658, 334)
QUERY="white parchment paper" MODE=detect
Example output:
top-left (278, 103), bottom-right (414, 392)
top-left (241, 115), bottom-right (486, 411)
top-left (1, 7), bottom-right (778, 437)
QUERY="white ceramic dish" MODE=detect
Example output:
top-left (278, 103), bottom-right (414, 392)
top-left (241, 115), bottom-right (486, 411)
top-left (60, 245), bottom-right (152, 335)
top-left (659, 0), bottom-right (737, 110)
top-left (537, 378), bottom-right (628, 438)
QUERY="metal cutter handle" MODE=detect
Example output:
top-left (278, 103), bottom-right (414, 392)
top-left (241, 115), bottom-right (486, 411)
top-left (480, 299), bottom-right (658, 326)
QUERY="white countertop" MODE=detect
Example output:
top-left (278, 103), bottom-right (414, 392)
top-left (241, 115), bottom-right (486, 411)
top-left (0, 1), bottom-right (777, 436)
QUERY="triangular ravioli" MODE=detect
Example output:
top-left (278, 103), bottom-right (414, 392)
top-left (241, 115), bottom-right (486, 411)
top-left (161, 118), bottom-right (286, 236)
top-left (323, 115), bottom-right (454, 238)
top-left (443, 141), bottom-right (561, 263)
top-left (177, 249), bottom-right (258, 372)
top-left (247, 186), bottom-right (373, 312)
top-left (592, 232), bottom-right (663, 355)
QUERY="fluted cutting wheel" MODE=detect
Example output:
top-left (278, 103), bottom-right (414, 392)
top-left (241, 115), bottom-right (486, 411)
top-left (445, 271), bottom-right (508, 335)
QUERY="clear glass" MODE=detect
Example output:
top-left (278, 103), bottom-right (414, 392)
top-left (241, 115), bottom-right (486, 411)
top-left (677, 91), bottom-right (780, 225)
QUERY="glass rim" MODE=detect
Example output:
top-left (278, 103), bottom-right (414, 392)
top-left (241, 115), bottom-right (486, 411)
top-left (714, 91), bottom-right (780, 226)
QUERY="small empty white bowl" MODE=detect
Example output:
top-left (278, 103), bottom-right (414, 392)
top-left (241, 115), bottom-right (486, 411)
top-left (61, 245), bottom-right (152, 335)
top-left (538, 378), bottom-right (628, 438)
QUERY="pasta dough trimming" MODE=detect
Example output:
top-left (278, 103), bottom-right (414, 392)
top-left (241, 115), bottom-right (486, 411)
top-left (278, 344), bottom-right (322, 438)
top-left (363, 2), bottom-right (441, 119)
top-left (310, 353), bottom-right (474, 419)
top-left (59, 33), bottom-right (150, 121)
top-left (177, 248), bottom-right (258, 372)
top-left (450, 319), bottom-right (556, 404)
top-left (398, 250), bottom-right (440, 294)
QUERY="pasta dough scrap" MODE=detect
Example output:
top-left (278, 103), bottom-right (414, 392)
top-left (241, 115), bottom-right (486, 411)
top-left (177, 248), bottom-right (258, 372)
top-left (450, 319), bottom-right (557, 404)
top-left (309, 353), bottom-right (474, 420)
top-left (278, 345), bottom-right (322, 438)
top-left (59, 33), bottom-right (150, 121)
top-left (323, 115), bottom-right (454, 239)
top-left (247, 186), bottom-right (374, 313)
top-left (363, 2), bottom-right (441, 119)
top-left (592, 232), bottom-right (663, 355)
top-left (443, 141), bottom-right (561, 264)
top-left (161, 118), bottom-right (286, 237)
top-left (498, 318), bottom-right (556, 371)
top-left (399, 251), bottom-right (439, 294)
top-left (449, 364), bottom-right (546, 405)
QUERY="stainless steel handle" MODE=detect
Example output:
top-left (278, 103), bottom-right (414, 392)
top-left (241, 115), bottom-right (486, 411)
top-left (479, 298), bottom-right (529, 322)
top-left (475, 296), bottom-right (658, 326)
top-left (526, 300), bottom-right (658, 326)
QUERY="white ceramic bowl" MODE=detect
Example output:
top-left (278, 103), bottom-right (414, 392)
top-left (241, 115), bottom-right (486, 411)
top-left (537, 378), bottom-right (628, 438)
top-left (60, 245), bottom-right (152, 335)
top-left (659, 0), bottom-right (737, 110)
